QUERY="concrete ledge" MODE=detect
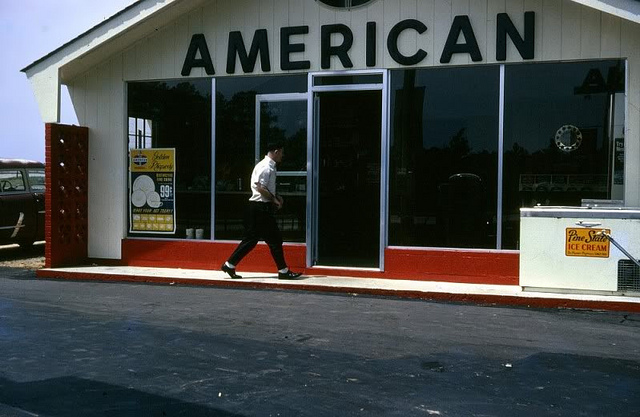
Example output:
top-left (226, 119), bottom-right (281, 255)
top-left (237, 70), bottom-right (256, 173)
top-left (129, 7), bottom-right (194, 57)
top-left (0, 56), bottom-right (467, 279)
top-left (37, 266), bottom-right (640, 313)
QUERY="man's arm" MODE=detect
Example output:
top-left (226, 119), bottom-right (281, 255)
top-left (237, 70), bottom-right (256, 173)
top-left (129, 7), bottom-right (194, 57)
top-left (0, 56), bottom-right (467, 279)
top-left (255, 182), bottom-right (283, 209)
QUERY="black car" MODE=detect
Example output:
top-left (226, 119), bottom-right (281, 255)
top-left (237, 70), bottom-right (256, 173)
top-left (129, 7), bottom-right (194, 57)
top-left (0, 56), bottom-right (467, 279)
top-left (0, 159), bottom-right (45, 247)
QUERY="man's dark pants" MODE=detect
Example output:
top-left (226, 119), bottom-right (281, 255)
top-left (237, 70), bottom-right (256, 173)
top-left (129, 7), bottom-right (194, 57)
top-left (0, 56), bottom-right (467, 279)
top-left (227, 202), bottom-right (287, 270)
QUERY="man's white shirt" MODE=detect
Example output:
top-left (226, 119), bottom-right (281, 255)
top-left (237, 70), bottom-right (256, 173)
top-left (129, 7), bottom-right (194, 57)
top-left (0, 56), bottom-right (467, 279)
top-left (249, 155), bottom-right (277, 202)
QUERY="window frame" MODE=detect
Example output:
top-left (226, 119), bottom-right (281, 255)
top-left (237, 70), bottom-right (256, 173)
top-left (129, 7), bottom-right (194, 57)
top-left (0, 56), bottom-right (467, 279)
top-left (0, 169), bottom-right (27, 193)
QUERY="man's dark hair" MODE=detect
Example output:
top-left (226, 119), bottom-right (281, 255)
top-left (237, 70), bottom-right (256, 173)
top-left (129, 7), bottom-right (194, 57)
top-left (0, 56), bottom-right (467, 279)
top-left (266, 141), bottom-right (285, 153)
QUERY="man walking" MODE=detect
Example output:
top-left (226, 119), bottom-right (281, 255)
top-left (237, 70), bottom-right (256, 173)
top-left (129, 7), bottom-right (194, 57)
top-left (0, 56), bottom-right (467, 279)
top-left (221, 142), bottom-right (303, 280)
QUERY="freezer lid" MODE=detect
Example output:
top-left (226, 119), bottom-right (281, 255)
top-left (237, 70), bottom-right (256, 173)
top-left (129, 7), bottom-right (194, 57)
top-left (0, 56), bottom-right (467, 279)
top-left (521, 206), bottom-right (640, 219)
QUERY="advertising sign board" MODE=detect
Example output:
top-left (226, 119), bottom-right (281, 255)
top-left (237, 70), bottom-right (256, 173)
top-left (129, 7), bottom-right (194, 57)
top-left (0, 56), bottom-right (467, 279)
top-left (129, 149), bottom-right (176, 234)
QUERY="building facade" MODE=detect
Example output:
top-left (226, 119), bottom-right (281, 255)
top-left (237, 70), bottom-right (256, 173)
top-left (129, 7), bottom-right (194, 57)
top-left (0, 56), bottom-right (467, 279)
top-left (24, 0), bottom-right (640, 284)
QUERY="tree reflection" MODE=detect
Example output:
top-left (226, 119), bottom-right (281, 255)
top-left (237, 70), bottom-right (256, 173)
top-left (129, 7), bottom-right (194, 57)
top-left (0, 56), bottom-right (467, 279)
top-left (127, 79), bottom-right (212, 238)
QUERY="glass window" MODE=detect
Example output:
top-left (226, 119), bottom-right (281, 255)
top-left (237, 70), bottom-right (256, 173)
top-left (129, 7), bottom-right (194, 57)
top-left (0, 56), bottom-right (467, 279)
top-left (502, 60), bottom-right (625, 249)
top-left (215, 75), bottom-right (307, 242)
top-left (127, 79), bottom-right (212, 239)
top-left (0, 170), bottom-right (26, 192)
top-left (26, 169), bottom-right (45, 192)
top-left (258, 99), bottom-right (307, 174)
top-left (389, 67), bottom-right (500, 248)
top-left (314, 74), bottom-right (383, 86)
top-left (128, 117), bottom-right (153, 149)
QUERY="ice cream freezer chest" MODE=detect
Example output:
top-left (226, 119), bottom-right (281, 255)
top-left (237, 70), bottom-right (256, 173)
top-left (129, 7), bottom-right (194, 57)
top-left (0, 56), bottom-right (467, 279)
top-left (520, 207), bottom-right (640, 294)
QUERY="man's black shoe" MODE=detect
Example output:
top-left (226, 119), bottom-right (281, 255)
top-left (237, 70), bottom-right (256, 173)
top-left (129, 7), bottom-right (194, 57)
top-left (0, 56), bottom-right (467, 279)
top-left (221, 264), bottom-right (242, 279)
top-left (278, 270), bottom-right (303, 280)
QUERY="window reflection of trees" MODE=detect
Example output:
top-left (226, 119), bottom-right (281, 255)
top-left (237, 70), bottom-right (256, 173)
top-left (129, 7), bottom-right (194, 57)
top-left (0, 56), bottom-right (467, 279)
top-left (389, 67), bottom-right (499, 249)
top-left (127, 80), bottom-right (212, 239)
top-left (259, 103), bottom-right (307, 173)
top-left (390, 61), bottom-right (624, 250)
top-left (214, 75), bottom-right (307, 242)
top-left (502, 60), bottom-right (624, 249)
top-left (215, 90), bottom-right (255, 193)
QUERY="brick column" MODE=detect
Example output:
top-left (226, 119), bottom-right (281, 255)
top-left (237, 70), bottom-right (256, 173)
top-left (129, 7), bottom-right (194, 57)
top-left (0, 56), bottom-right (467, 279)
top-left (45, 123), bottom-right (89, 268)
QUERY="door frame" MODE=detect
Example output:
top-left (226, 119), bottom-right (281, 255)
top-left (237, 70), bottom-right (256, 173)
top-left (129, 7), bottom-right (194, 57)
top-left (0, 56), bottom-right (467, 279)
top-left (306, 70), bottom-right (389, 270)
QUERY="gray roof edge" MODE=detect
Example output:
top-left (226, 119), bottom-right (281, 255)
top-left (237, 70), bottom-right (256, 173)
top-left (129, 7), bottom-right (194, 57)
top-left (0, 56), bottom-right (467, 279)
top-left (570, 0), bottom-right (640, 24)
top-left (20, 0), bottom-right (144, 73)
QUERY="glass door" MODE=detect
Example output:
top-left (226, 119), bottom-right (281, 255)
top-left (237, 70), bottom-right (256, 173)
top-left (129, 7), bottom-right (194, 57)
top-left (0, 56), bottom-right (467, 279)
top-left (309, 71), bottom-right (387, 269)
top-left (255, 94), bottom-right (308, 242)
top-left (315, 91), bottom-right (382, 267)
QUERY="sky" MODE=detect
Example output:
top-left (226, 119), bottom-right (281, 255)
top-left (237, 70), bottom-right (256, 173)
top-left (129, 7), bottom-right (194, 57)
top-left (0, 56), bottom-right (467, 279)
top-left (0, 0), bottom-right (137, 162)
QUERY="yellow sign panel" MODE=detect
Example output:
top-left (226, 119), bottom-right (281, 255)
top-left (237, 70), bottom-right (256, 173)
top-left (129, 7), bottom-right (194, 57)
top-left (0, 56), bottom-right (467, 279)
top-left (130, 149), bottom-right (175, 172)
top-left (565, 228), bottom-right (610, 258)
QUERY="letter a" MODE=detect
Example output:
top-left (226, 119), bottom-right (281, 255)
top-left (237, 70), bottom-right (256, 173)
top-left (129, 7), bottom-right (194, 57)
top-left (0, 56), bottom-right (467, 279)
top-left (440, 16), bottom-right (482, 64)
top-left (182, 34), bottom-right (215, 76)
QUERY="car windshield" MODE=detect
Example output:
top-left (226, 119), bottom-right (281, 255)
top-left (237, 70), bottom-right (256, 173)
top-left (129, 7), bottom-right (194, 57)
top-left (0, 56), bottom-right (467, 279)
top-left (27, 169), bottom-right (45, 191)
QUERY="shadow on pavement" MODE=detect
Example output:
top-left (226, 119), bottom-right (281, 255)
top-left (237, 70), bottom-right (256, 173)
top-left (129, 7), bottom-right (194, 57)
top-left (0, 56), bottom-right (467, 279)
top-left (0, 376), bottom-right (244, 417)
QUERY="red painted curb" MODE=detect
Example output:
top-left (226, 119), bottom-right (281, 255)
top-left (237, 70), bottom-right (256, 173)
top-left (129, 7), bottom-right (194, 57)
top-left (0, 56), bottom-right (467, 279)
top-left (36, 269), bottom-right (640, 313)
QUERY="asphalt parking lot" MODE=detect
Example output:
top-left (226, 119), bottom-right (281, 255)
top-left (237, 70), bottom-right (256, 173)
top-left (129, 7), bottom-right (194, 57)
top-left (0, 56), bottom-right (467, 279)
top-left (0, 244), bottom-right (639, 416)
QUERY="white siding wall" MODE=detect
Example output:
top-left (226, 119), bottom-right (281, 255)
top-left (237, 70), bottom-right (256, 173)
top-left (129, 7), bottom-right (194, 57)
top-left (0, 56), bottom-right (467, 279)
top-left (621, 21), bottom-right (640, 207)
top-left (68, 56), bottom-right (126, 259)
top-left (67, 0), bottom-right (640, 259)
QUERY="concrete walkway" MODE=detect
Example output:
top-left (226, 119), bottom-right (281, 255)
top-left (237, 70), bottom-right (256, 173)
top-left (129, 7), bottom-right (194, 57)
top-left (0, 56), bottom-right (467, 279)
top-left (37, 265), bottom-right (640, 312)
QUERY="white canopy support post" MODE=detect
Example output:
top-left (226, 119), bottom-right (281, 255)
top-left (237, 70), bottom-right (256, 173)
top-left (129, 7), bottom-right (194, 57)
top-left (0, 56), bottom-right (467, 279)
top-left (25, 66), bottom-right (61, 124)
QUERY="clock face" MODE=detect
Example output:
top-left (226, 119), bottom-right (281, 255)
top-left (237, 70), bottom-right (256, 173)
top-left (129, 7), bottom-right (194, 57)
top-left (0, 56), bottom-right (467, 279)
top-left (554, 125), bottom-right (583, 153)
top-left (317, 0), bottom-right (375, 9)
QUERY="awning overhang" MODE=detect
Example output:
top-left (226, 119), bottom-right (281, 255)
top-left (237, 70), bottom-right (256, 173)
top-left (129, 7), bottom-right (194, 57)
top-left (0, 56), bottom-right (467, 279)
top-left (21, 0), bottom-right (203, 123)
top-left (570, 0), bottom-right (640, 24)
top-left (21, 0), bottom-right (640, 124)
